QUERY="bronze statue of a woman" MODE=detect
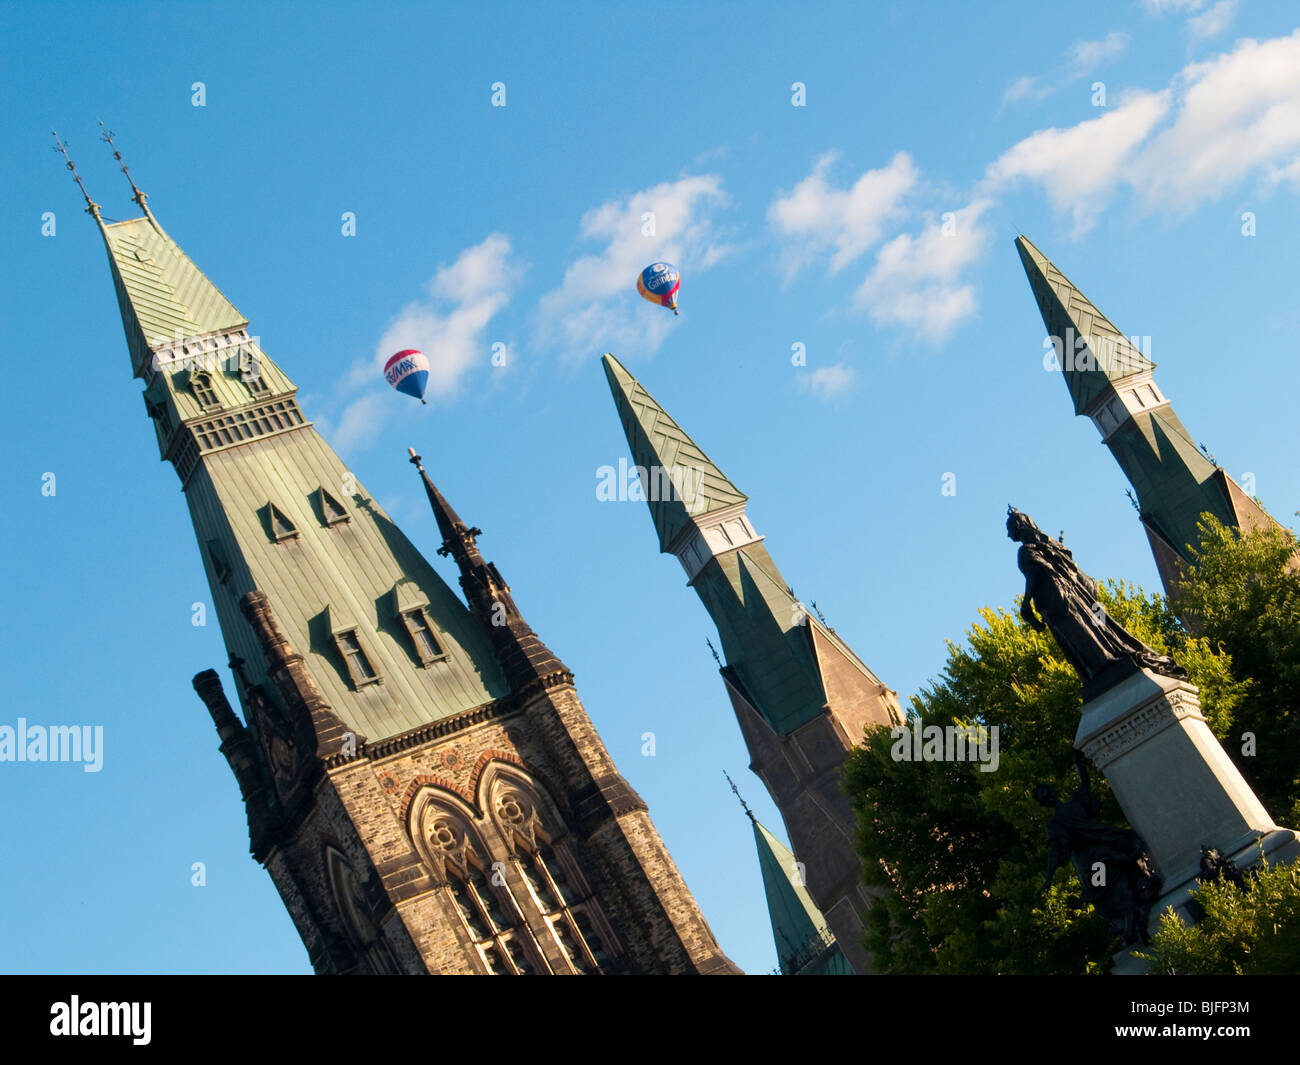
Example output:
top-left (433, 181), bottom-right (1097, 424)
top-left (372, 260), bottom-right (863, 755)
top-left (1007, 507), bottom-right (1185, 695)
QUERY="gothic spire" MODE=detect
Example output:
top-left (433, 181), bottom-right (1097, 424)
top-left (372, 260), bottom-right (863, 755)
top-left (408, 448), bottom-right (485, 564)
top-left (601, 353), bottom-right (747, 554)
top-left (750, 815), bottom-right (852, 975)
top-left (1014, 235), bottom-right (1272, 591)
top-left (408, 448), bottom-right (566, 690)
top-left (1015, 235), bottom-right (1155, 417)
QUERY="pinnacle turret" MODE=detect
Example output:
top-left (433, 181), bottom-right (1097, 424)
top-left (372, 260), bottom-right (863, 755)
top-left (409, 449), bottom-right (566, 690)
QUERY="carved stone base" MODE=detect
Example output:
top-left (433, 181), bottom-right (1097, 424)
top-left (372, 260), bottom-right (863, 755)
top-left (1077, 669), bottom-right (1285, 891)
top-left (1077, 668), bottom-right (1299, 972)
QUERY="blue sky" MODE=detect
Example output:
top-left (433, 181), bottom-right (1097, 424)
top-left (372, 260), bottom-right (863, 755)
top-left (3, 0), bottom-right (1299, 974)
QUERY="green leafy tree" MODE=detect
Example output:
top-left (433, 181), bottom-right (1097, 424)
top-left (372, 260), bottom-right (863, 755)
top-left (1140, 859), bottom-right (1300, 974)
top-left (1175, 515), bottom-right (1300, 824)
top-left (844, 581), bottom-right (1245, 974)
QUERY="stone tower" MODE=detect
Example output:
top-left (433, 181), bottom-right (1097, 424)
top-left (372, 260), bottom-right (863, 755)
top-left (83, 173), bottom-right (738, 974)
top-left (1015, 236), bottom-right (1282, 599)
top-left (602, 354), bottom-right (901, 974)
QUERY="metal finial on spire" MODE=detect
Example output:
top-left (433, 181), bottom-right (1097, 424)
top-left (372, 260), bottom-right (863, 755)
top-left (724, 770), bottom-right (755, 823)
top-left (51, 130), bottom-right (101, 219)
top-left (99, 121), bottom-right (148, 209)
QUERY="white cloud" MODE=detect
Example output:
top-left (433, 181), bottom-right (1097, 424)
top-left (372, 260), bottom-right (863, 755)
top-left (854, 200), bottom-right (992, 344)
top-left (986, 32), bottom-right (1300, 236)
top-left (326, 233), bottom-right (522, 453)
top-left (767, 151), bottom-right (917, 277)
top-left (799, 363), bottom-right (856, 401)
top-left (1132, 31), bottom-right (1300, 210)
top-left (1071, 31), bottom-right (1130, 69)
top-left (1266, 155), bottom-right (1300, 190)
top-left (1003, 32), bottom-right (1129, 105)
top-left (535, 174), bottom-right (730, 360)
top-left (984, 90), bottom-right (1170, 233)
top-left (1003, 75), bottom-right (1042, 105)
top-left (1187, 0), bottom-right (1237, 40)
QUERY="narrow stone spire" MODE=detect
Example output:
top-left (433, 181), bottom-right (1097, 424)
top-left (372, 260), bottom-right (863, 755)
top-left (408, 448), bottom-right (566, 690)
top-left (602, 354), bottom-right (899, 974)
top-left (601, 353), bottom-right (748, 555)
top-left (1014, 235), bottom-right (1281, 596)
top-left (1015, 234), bottom-right (1154, 416)
top-left (408, 447), bottom-right (484, 563)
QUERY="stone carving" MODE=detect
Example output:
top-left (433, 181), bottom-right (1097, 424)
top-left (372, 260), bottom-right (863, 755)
top-left (1007, 506), bottom-right (1186, 696)
top-left (1035, 752), bottom-right (1162, 945)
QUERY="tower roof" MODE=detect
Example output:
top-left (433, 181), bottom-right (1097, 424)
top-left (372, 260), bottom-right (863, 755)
top-left (1015, 235), bottom-right (1154, 416)
top-left (751, 818), bottom-right (852, 975)
top-left (99, 210), bottom-right (249, 375)
top-left (601, 353), bottom-right (747, 553)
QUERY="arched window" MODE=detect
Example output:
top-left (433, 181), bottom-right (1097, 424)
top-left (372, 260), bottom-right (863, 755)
top-left (485, 772), bottom-right (621, 974)
top-left (190, 372), bottom-right (221, 410)
top-left (414, 796), bottom-right (548, 975)
top-left (324, 846), bottom-right (399, 974)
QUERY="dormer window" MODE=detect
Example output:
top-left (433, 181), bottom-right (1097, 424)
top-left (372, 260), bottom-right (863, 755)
top-left (334, 628), bottom-right (380, 688)
top-left (240, 348), bottom-right (270, 394)
top-left (266, 502), bottom-right (298, 542)
top-left (402, 608), bottom-right (445, 664)
top-left (318, 488), bottom-right (350, 527)
top-left (206, 539), bottom-right (232, 584)
top-left (191, 372), bottom-right (221, 411)
top-left (390, 579), bottom-right (445, 665)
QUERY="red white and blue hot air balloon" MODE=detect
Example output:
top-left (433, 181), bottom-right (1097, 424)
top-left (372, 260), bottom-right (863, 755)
top-left (637, 261), bottom-right (680, 316)
top-left (384, 348), bottom-right (430, 405)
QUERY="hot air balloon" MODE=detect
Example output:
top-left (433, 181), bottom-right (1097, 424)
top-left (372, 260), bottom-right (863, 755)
top-left (384, 348), bottom-right (430, 405)
top-left (637, 262), bottom-right (680, 315)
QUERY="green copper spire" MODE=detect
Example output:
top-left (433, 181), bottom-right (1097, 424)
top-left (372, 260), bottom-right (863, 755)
top-left (753, 820), bottom-right (852, 975)
top-left (602, 353), bottom-right (832, 734)
top-left (726, 772), bottom-right (851, 975)
top-left (100, 212), bottom-right (250, 378)
top-left (605, 355), bottom-right (896, 974)
top-left (1015, 236), bottom-right (1249, 586)
top-left (601, 353), bottom-right (747, 553)
top-left (1015, 235), bottom-right (1154, 416)
top-left (89, 191), bottom-right (509, 746)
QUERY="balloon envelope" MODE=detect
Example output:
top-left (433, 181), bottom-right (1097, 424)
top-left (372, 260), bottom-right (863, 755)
top-left (384, 349), bottom-right (430, 402)
top-left (637, 262), bottom-right (680, 312)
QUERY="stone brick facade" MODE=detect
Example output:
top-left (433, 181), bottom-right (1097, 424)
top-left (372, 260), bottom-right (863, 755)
top-left (195, 590), bottom-right (738, 975)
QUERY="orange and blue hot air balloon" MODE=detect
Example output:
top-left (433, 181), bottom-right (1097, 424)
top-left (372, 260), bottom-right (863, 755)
top-left (384, 349), bottom-right (430, 405)
top-left (637, 262), bottom-right (680, 315)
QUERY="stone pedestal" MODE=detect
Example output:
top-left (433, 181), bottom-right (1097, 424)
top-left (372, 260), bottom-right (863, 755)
top-left (1076, 668), bottom-right (1299, 948)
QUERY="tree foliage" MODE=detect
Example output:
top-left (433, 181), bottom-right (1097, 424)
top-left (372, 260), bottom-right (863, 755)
top-left (1140, 859), bottom-right (1300, 974)
top-left (843, 580), bottom-right (1247, 974)
top-left (1174, 515), bottom-right (1300, 824)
